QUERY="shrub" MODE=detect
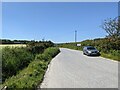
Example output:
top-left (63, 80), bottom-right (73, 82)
top-left (2, 41), bottom-right (55, 83)
top-left (44, 47), bottom-right (60, 58)
top-left (35, 54), bottom-right (51, 62)
top-left (3, 60), bottom-right (46, 89)
top-left (2, 47), bottom-right (34, 82)
top-left (26, 41), bottom-right (54, 55)
top-left (2, 47), bottom-right (60, 89)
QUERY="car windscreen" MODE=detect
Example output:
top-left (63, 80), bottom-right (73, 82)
top-left (87, 47), bottom-right (96, 50)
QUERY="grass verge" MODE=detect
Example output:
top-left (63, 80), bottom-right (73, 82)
top-left (2, 47), bottom-right (60, 89)
top-left (101, 52), bottom-right (120, 61)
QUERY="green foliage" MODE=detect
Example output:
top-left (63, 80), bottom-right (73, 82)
top-left (2, 47), bottom-right (60, 89)
top-left (58, 38), bottom-right (120, 61)
top-left (101, 50), bottom-right (120, 61)
top-left (1, 39), bottom-right (54, 46)
top-left (101, 17), bottom-right (120, 39)
top-left (1, 39), bottom-right (29, 44)
top-left (43, 47), bottom-right (60, 58)
top-left (35, 47), bottom-right (60, 62)
top-left (3, 60), bottom-right (46, 89)
top-left (26, 44), bottom-right (45, 55)
top-left (2, 47), bottom-right (34, 82)
top-left (2, 40), bottom-right (55, 83)
top-left (26, 41), bottom-right (54, 55)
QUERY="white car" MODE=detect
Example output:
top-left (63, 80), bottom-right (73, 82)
top-left (83, 46), bottom-right (100, 56)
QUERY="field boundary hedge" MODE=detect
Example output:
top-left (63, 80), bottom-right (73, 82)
top-left (2, 47), bottom-right (60, 89)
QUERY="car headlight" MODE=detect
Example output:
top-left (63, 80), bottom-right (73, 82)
top-left (88, 51), bottom-right (92, 53)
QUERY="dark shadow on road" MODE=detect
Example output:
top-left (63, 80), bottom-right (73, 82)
top-left (83, 54), bottom-right (101, 57)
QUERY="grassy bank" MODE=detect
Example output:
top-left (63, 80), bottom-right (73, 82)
top-left (2, 47), bottom-right (34, 82)
top-left (2, 41), bottom-right (55, 83)
top-left (2, 47), bottom-right (60, 89)
top-left (101, 51), bottom-right (120, 61)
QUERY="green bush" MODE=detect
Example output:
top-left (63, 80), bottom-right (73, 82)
top-left (3, 60), bottom-right (46, 89)
top-left (35, 47), bottom-right (60, 62)
top-left (44, 47), bottom-right (60, 58)
top-left (2, 41), bottom-right (55, 83)
top-left (26, 45), bottom-right (45, 55)
top-left (2, 47), bottom-right (60, 89)
top-left (2, 47), bottom-right (34, 82)
top-left (26, 41), bottom-right (54, 55)
top-left (35, 54), bottom-right (51, 62)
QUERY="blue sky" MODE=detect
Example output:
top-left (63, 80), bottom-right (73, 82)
top-left (2, 2), bottom-right (118, 43)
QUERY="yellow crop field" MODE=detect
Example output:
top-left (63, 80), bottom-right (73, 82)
top-left (0, 44), bottom-right (26, 48)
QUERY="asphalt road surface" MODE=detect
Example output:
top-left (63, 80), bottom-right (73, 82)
top-left (39, 48), bottom-right (118, 88)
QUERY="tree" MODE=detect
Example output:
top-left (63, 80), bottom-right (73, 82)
top-left (102, 16), bottom-right (120, 39)
top-left (101, 16), bottom-right (120, 50)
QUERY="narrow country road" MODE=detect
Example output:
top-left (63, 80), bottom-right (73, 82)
top-left (39, 48), bottom-right (118, 88)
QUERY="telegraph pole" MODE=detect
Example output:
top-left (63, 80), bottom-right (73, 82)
top-left (42, 37), bottom-right (45, 42)
top-left (75, 30), bottom-right (77, 43)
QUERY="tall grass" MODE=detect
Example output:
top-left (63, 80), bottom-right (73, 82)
top-left (2, 41), bottom-right (55, 83)
top-left (101, 50), bottom-right (120, 61)
top-left (2, 47), bottom-right (60, 89)
top-left (2, 47), bottom-right (34, 82)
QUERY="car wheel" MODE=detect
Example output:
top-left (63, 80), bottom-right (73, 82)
top-left (83, 52), bottom-right (86, 55)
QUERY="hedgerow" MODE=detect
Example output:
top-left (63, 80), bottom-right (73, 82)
top-left (2, 47), bottom-right (60, 89)
top-left (2, 41), bottom-right (54, 83)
